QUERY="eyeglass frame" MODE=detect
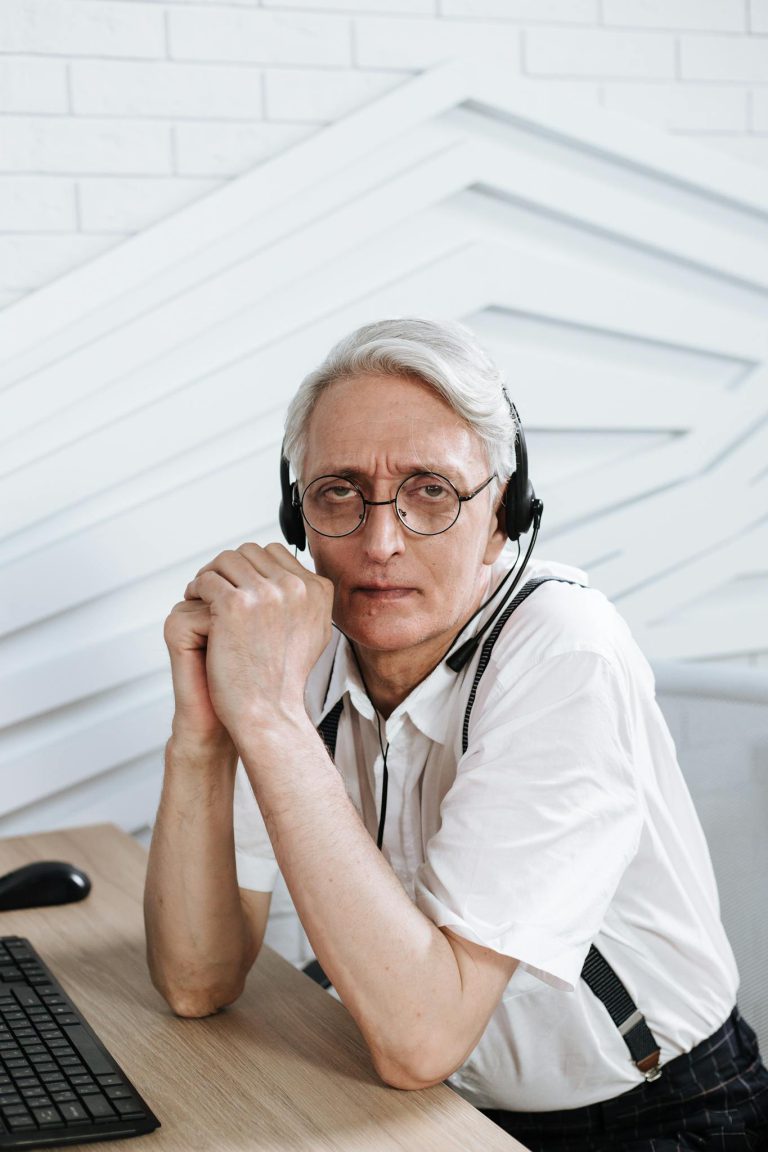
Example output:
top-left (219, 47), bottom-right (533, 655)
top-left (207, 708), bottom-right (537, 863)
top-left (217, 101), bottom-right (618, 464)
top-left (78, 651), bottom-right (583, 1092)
top-left (296, 470), bottom-right (498, 539)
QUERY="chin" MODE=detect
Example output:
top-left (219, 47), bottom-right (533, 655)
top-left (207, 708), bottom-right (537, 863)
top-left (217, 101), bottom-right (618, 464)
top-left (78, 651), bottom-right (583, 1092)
top-left (337, 612), bottom-right (429, 654)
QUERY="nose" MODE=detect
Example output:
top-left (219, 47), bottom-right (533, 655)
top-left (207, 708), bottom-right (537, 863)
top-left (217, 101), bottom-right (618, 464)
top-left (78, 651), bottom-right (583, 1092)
top-left (360, 498), bottom-right (406, 562)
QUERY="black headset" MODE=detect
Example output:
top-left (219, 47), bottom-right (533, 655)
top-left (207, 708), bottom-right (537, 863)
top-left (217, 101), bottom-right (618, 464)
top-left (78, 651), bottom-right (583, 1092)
top-left (279, 391), bottom-right (539, 552)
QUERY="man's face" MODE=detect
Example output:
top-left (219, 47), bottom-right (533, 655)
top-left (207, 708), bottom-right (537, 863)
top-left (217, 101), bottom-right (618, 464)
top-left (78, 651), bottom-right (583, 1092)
top-left (301, 372), bottom-right (507, 664)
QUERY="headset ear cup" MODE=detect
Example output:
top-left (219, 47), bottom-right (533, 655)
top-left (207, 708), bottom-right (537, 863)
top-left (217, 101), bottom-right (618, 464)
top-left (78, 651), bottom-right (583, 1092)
top-left (505, 476), bottom-right (535, 541)
top-left (504, 400), bottom-right (536, 541)
top-left (279, 454), bottom-right (306, 550)
top-left (503, 476), bottom-right (517, 541)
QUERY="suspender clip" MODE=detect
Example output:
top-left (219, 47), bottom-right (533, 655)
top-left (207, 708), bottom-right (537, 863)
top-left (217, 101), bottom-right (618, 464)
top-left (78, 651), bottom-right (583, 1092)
top-left (637, 1051), bottom-right (663, 1081)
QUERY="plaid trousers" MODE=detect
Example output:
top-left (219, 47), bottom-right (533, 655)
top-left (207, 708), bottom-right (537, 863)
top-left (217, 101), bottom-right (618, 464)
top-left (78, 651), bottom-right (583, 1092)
top-left (481, 1008), bottom-right (768, 1151)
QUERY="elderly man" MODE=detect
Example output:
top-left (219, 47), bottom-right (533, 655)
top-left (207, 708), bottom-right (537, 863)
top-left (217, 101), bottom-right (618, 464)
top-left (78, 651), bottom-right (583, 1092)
top-left (144, 319), bottom-right (767, 1151)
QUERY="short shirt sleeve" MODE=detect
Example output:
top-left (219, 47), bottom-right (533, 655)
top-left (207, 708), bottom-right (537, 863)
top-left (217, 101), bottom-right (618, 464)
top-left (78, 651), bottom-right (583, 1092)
top-left (414, 648), bottom-right (642, 991)
top-left (233, 762), bottom-right (280, 892)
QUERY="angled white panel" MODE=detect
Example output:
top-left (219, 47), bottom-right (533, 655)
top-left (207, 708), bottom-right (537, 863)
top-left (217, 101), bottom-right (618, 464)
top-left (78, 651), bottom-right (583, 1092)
top-left (2, 61), bottom-right (767, 834)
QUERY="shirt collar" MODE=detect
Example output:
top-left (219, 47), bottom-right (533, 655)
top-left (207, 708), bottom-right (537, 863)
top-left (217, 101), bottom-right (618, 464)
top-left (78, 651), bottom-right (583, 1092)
top-left (307, 629), bottom-right (464, 746)
top-left (306, 631), bottom-right (375, 727)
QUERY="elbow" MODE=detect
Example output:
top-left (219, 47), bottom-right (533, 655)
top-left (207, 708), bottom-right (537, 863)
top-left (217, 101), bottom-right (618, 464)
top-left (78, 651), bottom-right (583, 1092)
top-left (370, 1039), bottom-right (460, 1092)
top-left (159, 980), bottom-right (242, 1019)
top-left (164, 991), bottom-right (227, 1019)
top-left (147, 959), bottom-right (244, 1019)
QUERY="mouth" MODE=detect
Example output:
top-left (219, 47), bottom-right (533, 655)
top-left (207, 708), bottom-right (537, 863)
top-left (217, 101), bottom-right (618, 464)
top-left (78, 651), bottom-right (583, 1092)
top-left (354, 585), bottom-right (416, 600)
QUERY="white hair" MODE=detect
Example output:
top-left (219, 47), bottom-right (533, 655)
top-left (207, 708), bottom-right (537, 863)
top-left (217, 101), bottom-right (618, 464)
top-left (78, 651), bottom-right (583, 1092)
top-left (283, 318), bottom-right (518, 496)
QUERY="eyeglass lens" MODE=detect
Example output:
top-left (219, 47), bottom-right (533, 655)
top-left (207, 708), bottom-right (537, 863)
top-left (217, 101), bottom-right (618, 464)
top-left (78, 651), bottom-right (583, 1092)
top-left (301, 473), bottom-right (461, 537)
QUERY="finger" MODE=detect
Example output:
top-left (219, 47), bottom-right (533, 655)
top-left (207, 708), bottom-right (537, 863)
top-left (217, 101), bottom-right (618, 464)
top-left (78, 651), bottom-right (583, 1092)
top-left (185, 569), bottom-right (241, 605)
top-left (164, 599), bottom-right (212, 646)
top-left (238, 541), bottom-right (309, 579)
top-left (186, 549), bottom-right (261, 597)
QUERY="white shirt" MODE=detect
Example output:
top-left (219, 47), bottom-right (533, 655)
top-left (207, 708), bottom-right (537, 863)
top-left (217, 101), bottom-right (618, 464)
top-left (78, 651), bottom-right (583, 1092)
top-left (233, 551), bottom-right (739, 1111)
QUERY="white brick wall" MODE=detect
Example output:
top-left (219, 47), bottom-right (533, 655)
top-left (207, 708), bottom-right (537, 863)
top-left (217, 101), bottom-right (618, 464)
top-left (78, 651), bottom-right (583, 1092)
top-left (680, 33), bottom-right (768, 81)
top-left (603, 82), bottom-right (748, 131)
top-left (264, 65), bottom-right (407, 123)
top-left (603, 0), bottom-right (746, 33)
top-left (354, 15), bottom-right (522, 69)
top-left (0, 0), bottom-right (766, 300)
top-left (70, 60), bottom-right (264, 119)
top-left (77, 175), bottom-right (217, 232)
top-left (0, 116), bottom-right (173, 173)
top-left (172, 120), bottom-right (312, 176)
top-left (0, 0), bottom-right (166, 57)
top-left (167, 8), bottom-right (352, 65)
top-left (0, 177), bottom-right (76, 230)
top-left (0, 59), bottom-right (68, 112)
top-left (439, 1), bottom-right (597, 20)
top-left (525, 28), bottom-right (676, 77)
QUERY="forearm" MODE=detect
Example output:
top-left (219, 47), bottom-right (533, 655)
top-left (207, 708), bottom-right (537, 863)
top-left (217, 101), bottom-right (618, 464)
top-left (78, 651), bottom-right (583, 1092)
top-left (240, 718), bottom-right (474, 1087)
top-left (144, 736), bottom-right (258, 1016)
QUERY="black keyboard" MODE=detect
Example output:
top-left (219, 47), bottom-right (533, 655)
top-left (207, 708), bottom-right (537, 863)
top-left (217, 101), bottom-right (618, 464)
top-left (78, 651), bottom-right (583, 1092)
top-left (0, 936), bottom-right (160, 1148)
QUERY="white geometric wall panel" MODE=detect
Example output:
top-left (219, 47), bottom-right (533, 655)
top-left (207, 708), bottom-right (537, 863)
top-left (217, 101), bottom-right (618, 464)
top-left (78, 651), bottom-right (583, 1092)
top-left (1, 61), bottom-right (767, 838)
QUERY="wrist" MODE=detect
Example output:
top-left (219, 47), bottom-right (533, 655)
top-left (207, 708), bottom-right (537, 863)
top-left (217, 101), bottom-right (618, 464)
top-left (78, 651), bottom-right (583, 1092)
top-left (233, 708), bottom-right (324, 772)
top-left (166, 731), bottom-right (239, 773)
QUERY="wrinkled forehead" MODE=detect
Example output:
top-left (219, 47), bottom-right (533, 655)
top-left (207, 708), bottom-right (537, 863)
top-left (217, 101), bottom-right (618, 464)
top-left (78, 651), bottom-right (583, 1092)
top-left (302, 372), bottom-right (488, 483)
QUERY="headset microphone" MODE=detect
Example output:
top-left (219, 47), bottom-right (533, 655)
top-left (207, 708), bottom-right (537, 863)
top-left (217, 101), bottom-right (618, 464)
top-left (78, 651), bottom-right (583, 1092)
top-left (445, 498), bottom-right (542, 672)
top-left (444, 391), bottom-right (542, 672)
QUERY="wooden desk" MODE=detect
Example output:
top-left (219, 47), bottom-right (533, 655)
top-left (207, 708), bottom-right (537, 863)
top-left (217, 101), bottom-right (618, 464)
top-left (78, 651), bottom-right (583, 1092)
top-left (0, 825), bottom-right (526, 1151)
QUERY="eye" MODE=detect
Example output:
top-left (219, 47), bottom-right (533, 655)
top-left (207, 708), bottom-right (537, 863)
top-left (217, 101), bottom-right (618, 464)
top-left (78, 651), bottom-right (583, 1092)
top-left (319, 482), bottom-right (358, 503)
top-left (406, 477), bottom-right (452, 501)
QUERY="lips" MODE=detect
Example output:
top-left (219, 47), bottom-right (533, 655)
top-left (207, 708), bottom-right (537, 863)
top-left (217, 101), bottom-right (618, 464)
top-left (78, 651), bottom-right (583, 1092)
top-left (354, 585), bottom-right (415, 599)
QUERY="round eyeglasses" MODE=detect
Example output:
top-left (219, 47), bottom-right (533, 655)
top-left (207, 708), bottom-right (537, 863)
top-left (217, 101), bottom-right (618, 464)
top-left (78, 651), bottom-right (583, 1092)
top-left (298, 471), bottom-right (496, 538)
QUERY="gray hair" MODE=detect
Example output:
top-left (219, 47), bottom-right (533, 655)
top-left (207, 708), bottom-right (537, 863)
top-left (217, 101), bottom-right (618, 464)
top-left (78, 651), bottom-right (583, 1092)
top-left (283, 318), bottom-right (518, 496)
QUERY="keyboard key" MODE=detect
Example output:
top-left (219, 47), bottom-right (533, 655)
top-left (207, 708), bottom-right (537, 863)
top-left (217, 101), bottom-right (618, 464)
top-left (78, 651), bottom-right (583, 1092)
top-left (32, 1062), bottom-right (58, 1076)
top-left (83, 1094), bottom-right (115, 1119)
top-left (5, 1113), bottom-right (35, 1130)
top-left (62, 1026), bottom-right (115, 1076)
top-left (112, 1097), bottom-right (147, 1118)
top-left (11, 987), bottom-right (41, 1009)
top-left (51, 1091), bottom-right (77, 1104)
top-left (31, 1105), bottom-right (61, 1127)
top-left (60, 1101), bottom-right (89, 1124)
top-left (5, 946), bottom-right (33, 962)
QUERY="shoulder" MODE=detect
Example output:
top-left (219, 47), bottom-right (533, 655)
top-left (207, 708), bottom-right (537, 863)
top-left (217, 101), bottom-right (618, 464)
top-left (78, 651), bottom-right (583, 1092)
top-left (480, 557), bottom-right (653, 701)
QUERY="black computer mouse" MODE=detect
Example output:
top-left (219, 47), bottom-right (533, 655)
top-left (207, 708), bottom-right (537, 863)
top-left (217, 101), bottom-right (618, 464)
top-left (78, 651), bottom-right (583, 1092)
top-left (0, 861), bottom-right (92, 911)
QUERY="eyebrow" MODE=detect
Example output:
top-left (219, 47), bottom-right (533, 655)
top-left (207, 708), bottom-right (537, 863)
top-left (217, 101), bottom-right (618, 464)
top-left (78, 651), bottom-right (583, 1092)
top-left (312, 463), bottom-right (468, 481)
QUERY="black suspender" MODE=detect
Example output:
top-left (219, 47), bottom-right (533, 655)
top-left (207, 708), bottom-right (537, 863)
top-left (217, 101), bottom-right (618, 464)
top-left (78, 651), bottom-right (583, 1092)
top-left (317, 699), bottom-right (344, 760)
top-left (316, 576), bottom-right (662, 1081)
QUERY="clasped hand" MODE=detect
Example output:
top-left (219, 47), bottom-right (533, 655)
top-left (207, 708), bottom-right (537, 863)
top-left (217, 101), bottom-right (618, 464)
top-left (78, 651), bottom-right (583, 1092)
top-left (164, 542), bottom-right (334, 751)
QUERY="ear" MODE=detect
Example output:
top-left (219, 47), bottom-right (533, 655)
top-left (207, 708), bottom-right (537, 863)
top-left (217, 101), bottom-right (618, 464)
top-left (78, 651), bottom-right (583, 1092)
top-left (482, 496), bottom-right (508, 565)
